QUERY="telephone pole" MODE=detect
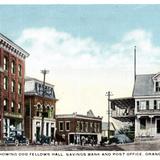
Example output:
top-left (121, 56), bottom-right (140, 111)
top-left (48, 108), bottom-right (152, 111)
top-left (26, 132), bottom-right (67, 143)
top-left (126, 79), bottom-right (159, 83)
top-left (41, 69), bottom-right (49, 142)
top-left (105, 91), bottom-right (113, 140)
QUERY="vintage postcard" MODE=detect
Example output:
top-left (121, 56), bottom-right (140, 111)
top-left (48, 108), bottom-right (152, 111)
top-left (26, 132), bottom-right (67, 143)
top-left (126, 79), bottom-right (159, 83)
top-left (0, 1), bottom-right (160, 160)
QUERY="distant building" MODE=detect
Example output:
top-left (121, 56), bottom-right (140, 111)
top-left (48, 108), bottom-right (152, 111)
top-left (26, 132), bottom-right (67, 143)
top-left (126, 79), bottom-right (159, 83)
top-left (56, 111), bottom-right (102, 145)
top-left (24, 77), bottom-right (58, 143)
top-left (102, 122), bottom-right (116, 138)
top-left (0, 33), bottom-right (29, 142)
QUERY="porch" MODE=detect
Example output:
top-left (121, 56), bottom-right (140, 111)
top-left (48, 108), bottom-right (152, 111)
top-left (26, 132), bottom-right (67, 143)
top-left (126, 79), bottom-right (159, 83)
top-left (135, 115), bottom-right (160, 141)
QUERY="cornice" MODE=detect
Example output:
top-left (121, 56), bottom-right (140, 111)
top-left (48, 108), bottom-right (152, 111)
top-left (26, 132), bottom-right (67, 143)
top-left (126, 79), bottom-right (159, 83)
top-left (0, 33), bottom-right (29, 60)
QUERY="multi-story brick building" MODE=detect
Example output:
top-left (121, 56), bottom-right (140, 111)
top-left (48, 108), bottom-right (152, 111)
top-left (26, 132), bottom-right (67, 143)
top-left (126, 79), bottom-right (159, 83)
top-left (0, 33), bottom-right (29, 142)
top-left (56, 110), bottom-right (102, 145)
top-left (24, 77), bottom-right (58, 143)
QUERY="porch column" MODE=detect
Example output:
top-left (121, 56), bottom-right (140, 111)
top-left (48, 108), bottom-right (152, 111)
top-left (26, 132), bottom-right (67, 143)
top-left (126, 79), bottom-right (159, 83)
top-left (149, 116), bottom-right (154, 137)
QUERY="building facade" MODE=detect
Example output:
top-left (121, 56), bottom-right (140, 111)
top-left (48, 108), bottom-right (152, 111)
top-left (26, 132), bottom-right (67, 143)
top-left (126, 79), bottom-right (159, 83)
top-left (133, 73), bottom-right (160, 140)
top-left (0, 33), bottom-right (29, 142)
top-left (56, 111), bottom-right (102, 145)
top-left (111, 72), bottom-right (160, 141)
top-left (24, 77), bottom-right (58, 143)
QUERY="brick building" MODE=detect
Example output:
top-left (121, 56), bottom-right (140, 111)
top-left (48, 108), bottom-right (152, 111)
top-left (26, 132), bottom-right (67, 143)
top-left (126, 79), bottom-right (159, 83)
top-left (56, 110), bottom-right (102, 145)
top-left (0, 33), bottom-right (29, 142)
top-left (24, 77), bottom-right (58, 143)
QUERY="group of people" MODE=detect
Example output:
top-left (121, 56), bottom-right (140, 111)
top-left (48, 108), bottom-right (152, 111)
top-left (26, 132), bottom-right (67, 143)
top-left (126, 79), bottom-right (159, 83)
top-left (80, 136), bottom-right (97, 146)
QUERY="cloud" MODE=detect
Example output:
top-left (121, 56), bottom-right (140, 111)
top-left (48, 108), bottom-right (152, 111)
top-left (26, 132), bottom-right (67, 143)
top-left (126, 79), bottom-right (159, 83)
top-left (16, 27), bottom-right (160, 119)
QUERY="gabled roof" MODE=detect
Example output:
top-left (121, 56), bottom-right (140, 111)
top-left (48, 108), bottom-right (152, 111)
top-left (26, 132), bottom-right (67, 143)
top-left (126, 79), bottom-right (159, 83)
top-left (133, 73), bottom-right (160, 97)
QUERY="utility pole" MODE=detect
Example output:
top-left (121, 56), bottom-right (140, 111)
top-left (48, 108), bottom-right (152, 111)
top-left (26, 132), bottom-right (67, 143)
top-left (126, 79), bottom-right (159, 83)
top-left (105, 91), bottom-right (113, 140)
top-left (41, 69), bottom-right (49, 142)
top-left (134, 46), bottom-right (136, 83)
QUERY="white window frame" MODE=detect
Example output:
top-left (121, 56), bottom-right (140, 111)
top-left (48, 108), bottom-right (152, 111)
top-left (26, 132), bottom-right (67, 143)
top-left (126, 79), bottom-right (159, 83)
top-left (65, 121), bottom-right (70, 131)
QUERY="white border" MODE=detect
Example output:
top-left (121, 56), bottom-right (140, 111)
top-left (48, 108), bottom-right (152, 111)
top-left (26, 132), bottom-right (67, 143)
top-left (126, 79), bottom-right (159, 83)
top-left (0, 0), bottom-right (160, 4)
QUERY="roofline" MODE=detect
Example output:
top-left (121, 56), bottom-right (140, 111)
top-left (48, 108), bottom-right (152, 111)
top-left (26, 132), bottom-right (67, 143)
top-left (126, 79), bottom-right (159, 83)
top-left (0, 33), bottom-right (29, 58)
top-left (24, 92), bottom-right (58, 101)
top-left (110, 97), bottom-right (134, 101)
top-left (25, 76), bottom-right (54, 87)
top-left (56, 113), bottom-right (102, 120)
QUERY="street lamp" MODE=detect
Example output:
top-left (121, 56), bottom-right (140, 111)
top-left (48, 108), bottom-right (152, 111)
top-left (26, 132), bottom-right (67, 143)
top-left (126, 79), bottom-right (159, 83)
top-left (40, 69), bottom-right (49, 143)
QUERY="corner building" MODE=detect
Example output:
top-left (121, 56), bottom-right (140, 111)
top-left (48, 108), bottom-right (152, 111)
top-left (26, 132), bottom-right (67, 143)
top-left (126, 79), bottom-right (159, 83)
top-left (0, 33), bottom-right (29, 142)
top-left (24, 77), bottom-right (58, 143)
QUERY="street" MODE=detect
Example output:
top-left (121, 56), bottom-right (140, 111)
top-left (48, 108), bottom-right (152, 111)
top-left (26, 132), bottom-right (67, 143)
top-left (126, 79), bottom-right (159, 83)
top-left (1, 141), bottom-right (160, 151)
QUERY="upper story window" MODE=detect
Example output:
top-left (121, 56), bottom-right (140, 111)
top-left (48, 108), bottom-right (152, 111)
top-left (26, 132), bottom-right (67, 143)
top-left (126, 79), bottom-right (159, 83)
top-left (11, 61), bottom-right (16, 74)
top-left (146, 101), bottom-right (149, 110)
top-left (85, 122), bottom-right (88, 132)
top-left (18, 83), bottom-right (22, 95)
top-left (18, 103), bottom-right (21, 113)
top-left (11, 101), bottom-right (15, 112)
top-left (156, 82), bottom-right (160, 92)
top-left (11, 80), bottom-right (15, 92)
top-left (3, 57), bottom-right (8, 70)
top-left (18, 64), bottom-right (22, 77)
top-left (65, 121), bottom-right (70, 131)
top-left (4, 77), bottom-right (8, 90)
top-left (4, 99), bottom-right (8, 111)
top-left (59, 122), bottom-right (64, 131)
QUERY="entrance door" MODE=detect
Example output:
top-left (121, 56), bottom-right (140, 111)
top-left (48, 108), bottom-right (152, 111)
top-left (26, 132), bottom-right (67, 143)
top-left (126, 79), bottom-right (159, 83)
top-left (51, 128), bottom-right (54, 141)
top-left (36, 127), bottom-right (40, 142)
top-left (157, 119), bottom-right (160, 134)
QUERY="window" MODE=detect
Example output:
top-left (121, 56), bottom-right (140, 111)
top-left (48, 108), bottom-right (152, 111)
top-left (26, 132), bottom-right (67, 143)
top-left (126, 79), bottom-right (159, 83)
top-left (146, 101), bottom-right (149, 110)
top-left (154, 100), bottom-right (157, 110)
top-left (140, 118), bottom-right (146, 129)
top-left (18, 103), bottom-right (21, 113)
top-left (11, 61), bottom-right (15, 74)
top-left (46, 123), bottom-right (49, 136)
top-left (59, 122), bottom-right (64, 131)
top-left (11, 80), bottom-right (15, 92)
top-left (11, 101), bottom-right (15, 112)
top-left (85, 122), bottom-right (88, 132)
top-left (137, 101), bottom-right (139, 111)
top-left (139, 101), bottom-right (146, 110)
top-left (65, 122), bottom-right (70, 131)
top-left (157, 101), bottom-right (160, 110)
top-left (18, 83), bottom-right (21, 94)
top-left (4, 99), bottom-right (8, 111)
top-left (18, 64), bottom-right (22, 76)
top-left (76, 121), bottom-right (80, 132)
top-left (4, 77), bottom-right (8, 90)
top-left (94, 123), bottom-right (97, 132)
top-left (156, 82), bottom-right (160, 92)
top-left (3, 57), bottom-right (8, 70)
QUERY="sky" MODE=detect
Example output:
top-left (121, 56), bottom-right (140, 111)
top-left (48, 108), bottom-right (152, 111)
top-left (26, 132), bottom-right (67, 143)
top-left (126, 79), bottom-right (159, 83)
top-left (1, 5), bottom-right (160, 123)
